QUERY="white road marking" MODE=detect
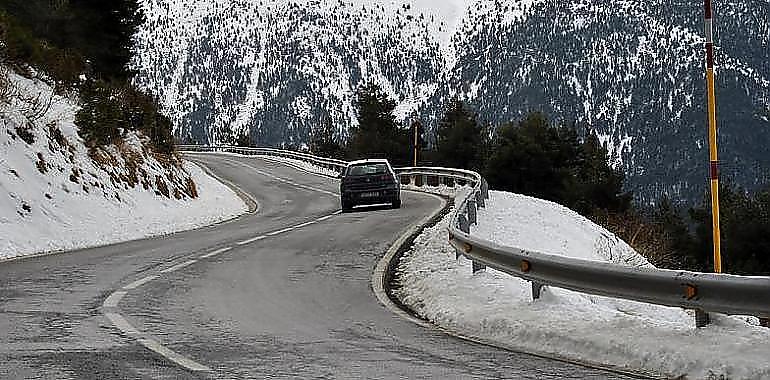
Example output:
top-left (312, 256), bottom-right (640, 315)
top-left (237, 211), bottom-right (341, 246)
top-left (200, 247), bottom-right (233, 259)
top-left (317, 211), bottom-right (343, 222)
top-left (101, 154), bottom-right (345, 374)
top-left (123, 275), bottom-right (160, 290)
top-left (267, 227), bottom-right (295, 236)
top-left (103, 291), bottom-right (127, 308)
top-left (237, 235), bottom-right (266, 246)
top-left (104, 312), bottom-right (140, 335)
top-left (160, 260), bottom-right (197, 274)
top-left (292, 220), bottom-right (317, 229)
top-left (138, 338), bottom-right (211, 372)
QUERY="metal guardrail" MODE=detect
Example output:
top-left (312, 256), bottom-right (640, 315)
top-left (178, 145), bottom-right (348, 174)
top-left (181, 145), bottom-right (770, 327)
top-left (443, 175), bottom-right (770, 327)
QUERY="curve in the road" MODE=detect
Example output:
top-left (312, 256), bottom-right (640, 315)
top-left (101, 153), bottom-right (347, 373)
top-left (0, 153), bottom-right (639, 379)
top-left (101, 211), bottom-right (342, 373)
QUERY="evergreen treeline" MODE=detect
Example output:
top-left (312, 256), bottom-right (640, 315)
top-left (347, 83), bottom-right (412, 166)
top-left (311, 83), bottom-right (770, 276)
top-left (0, 0), bottom-right (173, 153)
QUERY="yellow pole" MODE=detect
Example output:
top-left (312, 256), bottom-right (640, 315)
top-left (704, 0), bottom-right (722, 273)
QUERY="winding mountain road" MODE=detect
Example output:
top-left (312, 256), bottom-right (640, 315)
top-left (0, 153), bottom-right (635, 379)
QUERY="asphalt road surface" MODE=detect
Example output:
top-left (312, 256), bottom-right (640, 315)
top-left (0, 153), bottom-right (638, 379)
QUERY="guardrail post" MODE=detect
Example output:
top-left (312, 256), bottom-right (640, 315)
top-left (482, 179), bottom-right (489, 200)
top-left (456, 214), bottom-right (470, 259)
top-left (695, 310), bottom-right (710, 328)
top-left (472, 261), bottom-right (486, 274)
top-left (532, 282), bottom-right (543, 300)
top-left (422, 175), bottom-right (428, 188)
top-left (467, 200), bottom-right (477, 225)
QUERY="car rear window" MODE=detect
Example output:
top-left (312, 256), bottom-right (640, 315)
top-left (347, 163), bottom-right (388, 176)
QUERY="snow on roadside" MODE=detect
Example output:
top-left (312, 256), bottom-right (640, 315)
top-left (396, 190), bottom-right (770, 379)
top-left (1, 68), bottom-right (246, 260)
top-left (401, 184), bottom-right (461, 197)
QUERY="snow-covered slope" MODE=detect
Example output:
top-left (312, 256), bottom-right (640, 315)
top-left (396, 190), bottom-right (770, 378)
top-left (133, 0), bottom-right (770, 204)
top-left (0, 67), bottom-right (246, 260)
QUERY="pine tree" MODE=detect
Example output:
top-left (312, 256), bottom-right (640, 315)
top-left (485, 112), bottom-right (628, 216)
top-left (0, 0), bottom-right (144, 82)
top-left (434, 100), bottom-right (485, 170)
top-left (348, 83), bottom-right (409, 165)
top-left (652, 197), bottom-right (695, 268)
top-left (690, 184), bottom-right (770, 275)
top-left (572, 132), bottom-right (630, 214)
top-left (310, 117), bottom-right (345, 159)
top-left (486, 113), bottom-right (573, 202)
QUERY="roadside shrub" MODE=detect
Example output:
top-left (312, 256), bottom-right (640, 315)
top-left (76, 80), bottom-right (174, 153)
top-left (76, 81), bottom-right (123, 147)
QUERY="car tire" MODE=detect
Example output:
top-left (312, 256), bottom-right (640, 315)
top-left (341, 199), bottom-right (353, 212)
top-left (392, 199), bottom-right (401, 209)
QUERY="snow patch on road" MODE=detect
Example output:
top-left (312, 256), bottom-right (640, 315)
top-left (396, 190), bottom-right (770, 379)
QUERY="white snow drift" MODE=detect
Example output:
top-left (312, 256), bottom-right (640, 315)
top-left (396, 190), bottom-right (770, 379)
top-left (0, 68), bottom-right (246, 260)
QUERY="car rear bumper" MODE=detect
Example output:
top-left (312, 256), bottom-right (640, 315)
top-left (341, 188), bottom-right (400, 205)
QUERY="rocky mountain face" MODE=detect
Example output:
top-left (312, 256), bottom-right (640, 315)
top-left (133, 0), bottom-right (446, 147)
top-left (133, 0), bottom-right (770, 204)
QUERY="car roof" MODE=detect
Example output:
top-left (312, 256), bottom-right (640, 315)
top-left (347, 159), bottom-right (390, 166)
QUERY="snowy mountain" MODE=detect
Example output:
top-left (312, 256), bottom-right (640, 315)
top-left (428, 0), bottom-right (770, 204)
top-left (133, 0), bottom-right (770, 203)
top-left (133, 0), bottom-right (447, 147)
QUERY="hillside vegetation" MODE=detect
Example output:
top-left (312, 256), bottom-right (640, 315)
top-left (0, 0), bottom-right (173, 153)
top-left (315, 82), bottom-right (770, 276)
top-left (0, 1), bottom-right (249, 258)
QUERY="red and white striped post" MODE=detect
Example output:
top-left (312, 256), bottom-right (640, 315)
top-left (698, 0), bottom-right (723, 328)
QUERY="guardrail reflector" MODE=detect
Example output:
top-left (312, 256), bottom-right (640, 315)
top-left (521, 260), bottom-right (532, 273)
top-left (462, 243), bottom-right (472, 253)
top-left (685, 284), bottom-right (698, 300)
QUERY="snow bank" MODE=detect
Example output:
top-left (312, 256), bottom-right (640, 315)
top-left (401, 183), bottom-right (462, 197)
top-left (0, 68), bottom-right (246, 260)
top-left (396, 190), bottom-right (770, 379)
